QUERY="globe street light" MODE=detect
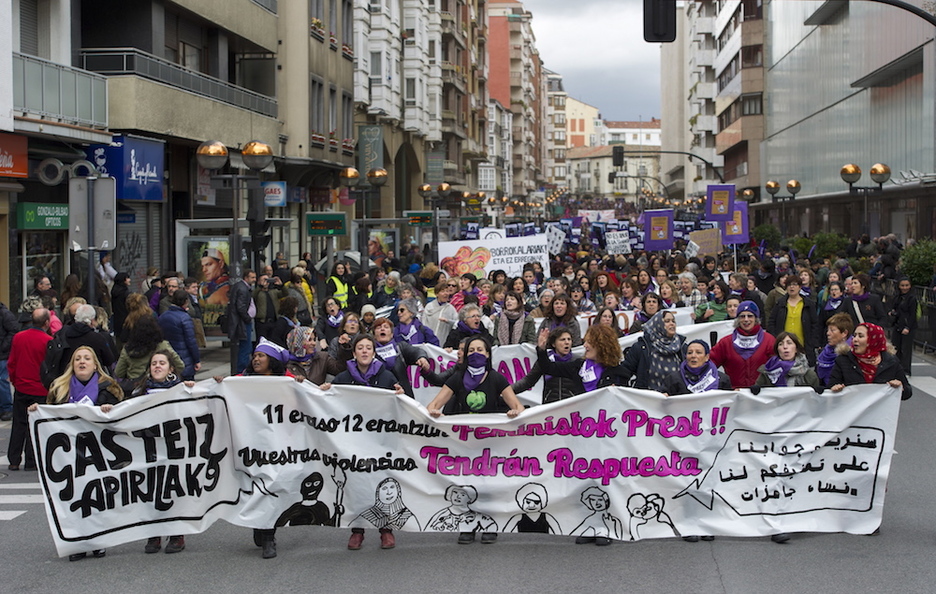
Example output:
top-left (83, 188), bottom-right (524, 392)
top-left (764, 179), bottom-right (800, 239)
top-left (196, 138), bottom-right (273, 374)
top-left (840, 163), bottom-right (891, 235)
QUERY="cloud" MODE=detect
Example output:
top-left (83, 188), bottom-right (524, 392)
top-left (526, 0), bottom-right (662, 121)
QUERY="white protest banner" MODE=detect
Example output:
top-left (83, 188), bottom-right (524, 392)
top-left (33, 381), bottom-right (899, 556)
top-left (605, 231), bottom-right (632, 255)
top-left (439, 235), bottom-right (549, 280)
top-left (578, 210), bottom-right (616, 223)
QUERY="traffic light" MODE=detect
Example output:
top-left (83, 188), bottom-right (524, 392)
top-left (644, 0), bottom-right (677, 43)
top-left (608, 172), bottom-right (616, 184)
top-left (612, 145), bottom-right (624, 167)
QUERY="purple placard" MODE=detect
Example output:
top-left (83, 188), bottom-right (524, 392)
top-left (721, 200), bottom-right (750, 245)
top-left (643, 209), bottom-right (674, 251)
top-left (705, 184), bottom-right (736, 221)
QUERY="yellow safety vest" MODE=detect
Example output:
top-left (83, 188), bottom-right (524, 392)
top-left (330, 276), bottom-right (349, 308)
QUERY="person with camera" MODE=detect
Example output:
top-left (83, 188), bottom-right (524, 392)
top-left (253, 272), bottom-right (286, 342)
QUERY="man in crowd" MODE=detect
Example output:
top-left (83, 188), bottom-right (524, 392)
top-left (7, 308), bottom-right (52, 470)
top-left (227, 269), bottom-right (257, 374)
top-left (0, 300), bottom-right (21, 422)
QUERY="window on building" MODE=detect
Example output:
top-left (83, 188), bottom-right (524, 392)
top-left (330, 0), bottom-right (337, 32)
top-left (311, 0), bottom-right (323, 19)
top-left (342, 0), bottom-right (353, 44)
top-left (742, 45), bottom-right (762, 68)
top-left (555, 130), bottom-right (566, 142)
top-left (428, 40), bottom-right (436, 63)
top-left (405, 78), bottom-right (417, 106)
top-left (370, 51), bottom-right (382, 77)
top-left (342, 93), bottom-right (353, 139)
top-left (741, 93), bottom-right (762, 115)
top-left (329, 87), bottom-right (337, 133)
top-left (718, 54), bottom-right (741, 91)
top-left (742, 0), bottom-right (762, 20)
top-left (310, 77), bottom-right (325, 134)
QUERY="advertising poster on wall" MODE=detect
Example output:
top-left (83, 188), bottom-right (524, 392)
top-left (185, 237), bottom-right (230, 331)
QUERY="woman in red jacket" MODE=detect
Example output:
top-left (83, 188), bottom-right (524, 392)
top-left (709, 301), bottom-right (776, 388)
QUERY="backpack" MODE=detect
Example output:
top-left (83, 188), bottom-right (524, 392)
top-left (40, 331), bottom-right (70, 388)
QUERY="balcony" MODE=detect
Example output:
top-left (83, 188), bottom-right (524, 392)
top-left (12, 52), bottom-right (107, 129)
top-left (692, 16), bottom-right (714, 37)
top-left (81, 47), bottom-right (276, 118)
top-left (694, 82), bottom-right (717, 100)
top-left (250, 0), bottom-right (277, 13)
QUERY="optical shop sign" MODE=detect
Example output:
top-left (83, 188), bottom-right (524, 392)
top-left (32, 379), bottom-right (898, 556)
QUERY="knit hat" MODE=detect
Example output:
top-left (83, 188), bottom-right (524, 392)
top-left (687, 339), bottom-right (711, 354)
top-left (736, 301), bottom-right (760, 318)
top-left (254, 337), bottom-right (289, 363)
top-left (361, 304), bottom-right (377, 316)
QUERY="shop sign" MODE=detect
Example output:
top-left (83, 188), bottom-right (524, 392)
top-left (262, 181), bottom-right (287, 207)
top-left (86, 135), bottom-right (164, 201)
top-left (17, 203), bottom-right (69, 230)
top-left (0, 133), bottom-right (28, 178)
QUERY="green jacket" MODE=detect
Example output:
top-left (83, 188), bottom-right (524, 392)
top-left (115, 341), bottom-right (186, 380)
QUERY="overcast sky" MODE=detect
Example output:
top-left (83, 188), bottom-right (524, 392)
top-left (525, 0), bottom-right (662, 121)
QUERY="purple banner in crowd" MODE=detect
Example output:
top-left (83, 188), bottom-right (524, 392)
top-left (643, 209), bottom-right (674, 251)
top-left (721, 200), bottom-right (749, 245)
top-left (705, 184), bottom-right (736, 222)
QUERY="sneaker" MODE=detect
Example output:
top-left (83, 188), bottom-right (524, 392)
top-left (683, 535), bottom-right (700, 542)
top-left (165, 536), bottom-right (185, 554)
top-left (771, 533), bottom-right (791, 544)
top-left (261, 538), bottom-right (276, 559)
top-left (701, 535), bottom-right (715, 541)
top-left (379, 530), bottom-right (395, 549)
top-left (145, 537), bottom-right (161, 554)
top-left (348, 531), bottom-right (364, 550)
top-left (457, 532), bottom-right (475, 544)
top-left (595, 537), bottom-right (612, 546)
top-left (68, 552), bottom-right (87, 562)
top-left (480, 532), bottom-right (497, 544)
top-left (7, 464), bottom-right (19, 471)
top-left (0, 411), bottom-right (13, 421)
top-left (575, 536), bottom-right (596, 545)
top-left (91, 549), bottom-right (106, 558)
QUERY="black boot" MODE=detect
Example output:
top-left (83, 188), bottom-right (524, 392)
top-left (259, 528), bottom-right (277, 559)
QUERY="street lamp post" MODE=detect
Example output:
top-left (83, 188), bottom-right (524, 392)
top-left (196, 139), bottom-right (274, 375)
top-left (335, 166), bottom-right (360, 274)
top-left (840, 163), bottom-right (891, 236)
top-left (764, 179), bottom-right (800, 239)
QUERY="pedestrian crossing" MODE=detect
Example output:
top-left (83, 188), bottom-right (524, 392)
top-left (0, 482), bottom-right (44, 520)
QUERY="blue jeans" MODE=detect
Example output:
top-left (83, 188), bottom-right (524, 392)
top-left (237, 322), bottom-right (254, 374)
top-left (0, 360), bottom-right (12, 413)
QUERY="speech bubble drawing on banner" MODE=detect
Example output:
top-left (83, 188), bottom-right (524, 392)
top-left (675, 427), bottom-right (885, 516)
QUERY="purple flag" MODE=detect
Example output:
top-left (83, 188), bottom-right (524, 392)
top-left (705, 184), bottom-right (736, 222)
top-left (644, 209), bottom-right (675, 251)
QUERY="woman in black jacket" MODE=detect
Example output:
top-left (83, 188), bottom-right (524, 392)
top-left (329, 334), bottom-right (402, 392)
top-left (443, 304), bottom-right (493, 350)
top-left (618, 310), bottom-right (687, 392)
top-left (534, 324), bottom-right (626, 395)
top-left (888, 277), bottom-right (918, 376)
top-left (829, 322), bottom-right (911, 400)
top-left (337, 317), bottom-right (429, 398)
top-left (110, 272), bottom-right (131, 342)
top-left (767, 274), bottom-right (819, 365)
top-left (512, 326), bottom-right (578, 403)
top-left (662, 339), bottom-right (731, 396)
top-left (843, 273), bottom-right (887, 328)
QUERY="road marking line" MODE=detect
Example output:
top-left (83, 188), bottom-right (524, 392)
top-left (0, 511), bottom-right (27, 520)
top-left (0, 495), bottom-right (45, 504)
top-left (909, 376), bottom-right (936, 396)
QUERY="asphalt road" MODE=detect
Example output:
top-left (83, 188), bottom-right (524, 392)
top-left (1, 352), bottom-right (935, 594)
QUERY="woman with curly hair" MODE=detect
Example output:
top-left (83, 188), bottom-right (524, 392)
top-left (537, 293), bottom-right (582, 346)
top-left (533, 324), bottom-right (626, 395)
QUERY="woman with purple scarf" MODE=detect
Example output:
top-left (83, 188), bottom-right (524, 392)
top-left (393, 298), bottom-right (439, 346)
top-left (534, 324), bottom-right (626, 395)
top-left (662, 339), bottom-right (731, 396)
top-left (816, 313), bottom-right (853, 387)
top-left (426, 335), bottom-right (524, 544)
top-left (755, 332), bottom-right (819, 389)
top-left (329, 334), bottom-right (402, 391)
top-left (443, 304), bottom-right (494, 349)
top-left (843, 273), bottom-right (886, 327)
top-left (511, 326), bottom-right (579, 403)
top-left (285, 326), bottom-right (342, 384)
top-left (493, 291), bottom-right (536, 346)
top-left (314, 297), bottom-right (345, 350)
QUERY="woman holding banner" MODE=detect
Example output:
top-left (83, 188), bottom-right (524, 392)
top-left (493, 291), bottom-right (536, 346)
top-left (537, 294), bottom-right (582, 347)
top-left (829, 322), bottom-right (911, 400)
top-left (364, 318), bottom-right (431, 398)
top-left (709, 302), bottom-right (776, 389)
top-left (662, 339), bottom-right (730, 397)
top-left (618, 311), bottom-right (687, 392)
top-left (30, 346), bottom-right (124, 561)
top-left (754, 332), bottom-right (820, 390)
top-left (534, 324), bottom-right (625, 396)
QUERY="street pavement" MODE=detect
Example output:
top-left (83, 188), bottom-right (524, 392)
top-left (1, 345), bottom-right (935, 593)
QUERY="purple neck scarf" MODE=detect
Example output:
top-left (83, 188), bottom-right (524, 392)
top-left (347, 359), bottom-right (384, 385)
top-left (824, 298), bottom-right (843, 311)
top-left (763, 356), bottom-right (795, 387)
top-left (851, 292), bottom-right (871, 303)
top-left (69, 373), bottom-right (100, 405)
top-left (463, 352), bottom-right (488, 391)
top-left (374, 340), bottom-right (399, 368)
top-left (679, 360), bottom-right (719, 393)
top-left (732, 327), bottom-right (765, 360)
top-left (579, 359), bottom-right (605, 392)
top-left (456, 321), bottom-right (481, 335)
top-left (327, 312), bottom-right (344, 327)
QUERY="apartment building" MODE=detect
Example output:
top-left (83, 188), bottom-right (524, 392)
top-left (543, 68), bottom-right (566, 187)
top-left (565, 97), bottom-right (599, 149)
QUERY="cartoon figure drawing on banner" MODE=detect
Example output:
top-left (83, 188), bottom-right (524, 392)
top-left (504, 483), bottom-right (562, 534)
top-left (426, 485), bottom-right (498, 533)
top-left (627, 493), bottom-right (679, 540)
top-left (572, 486), bottom-right (624, 544)
top-left (353, 477), bottom-right (421, 530)
top-left (275, 471), bottom-right (341, 527)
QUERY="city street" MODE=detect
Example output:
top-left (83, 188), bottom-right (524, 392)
top-left (0, 347), bottom-right (934, 593)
